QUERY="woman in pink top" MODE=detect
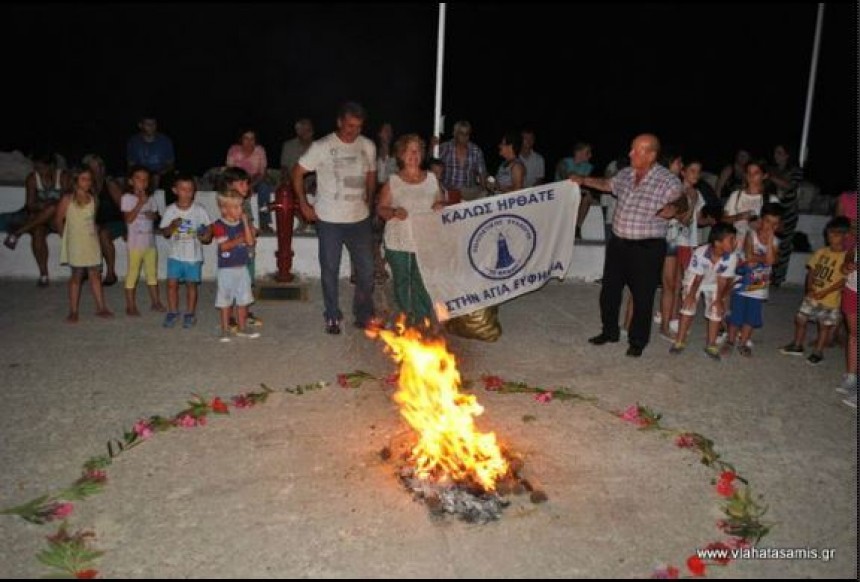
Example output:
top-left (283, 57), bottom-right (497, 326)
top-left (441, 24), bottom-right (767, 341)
top-left (225, 128), bottom-right (274, 231)
top-left (836, 190), bottom-right (857, 251)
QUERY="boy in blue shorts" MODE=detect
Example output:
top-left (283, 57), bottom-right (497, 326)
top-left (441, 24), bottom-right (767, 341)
top-left (159, 173), bottom-right (212, 328)
top-left (211, 190), bottom-right (259, 342)
top-left (724, 203), bottom-right (782, 356)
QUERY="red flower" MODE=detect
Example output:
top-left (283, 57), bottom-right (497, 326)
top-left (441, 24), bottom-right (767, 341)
top-left (481, 375), bottom-right (504, 390)
top-left (719, 471), bottom-right (736, 484)
top-left (674, 434), bottom-right (696, 448)
top-left (686, 555), bottom-right (706, 577)
top-left (75, 569), bottom-right (99, 579)
top-left (81, 470), bottom-right (107, 484)
top-left (716, 479), bottom-right (736, 497)
top-left (210, 397), bottom-right (229, 414)
top-left (337, 374), bottom-right (349, 388)
top-left (704, 542), bottom-right (732, 565)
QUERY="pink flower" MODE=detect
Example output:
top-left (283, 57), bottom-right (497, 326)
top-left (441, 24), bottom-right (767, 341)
top-left (534, 391), bottom-right (553, 403)
top-left (716, 519), bottom-right (730, 532)
top-left (675, 434), bottom-right (696, 448)
top-left (231, 394), bottom-right (252, 409)
top-left (651, 565), bottom-right (680, 579)
top-left (384, 373), bottom-right (399, 388)
top-left (175, 414), bottom-right (197, 428)
top-left (133, 420), bottom-right (153, 440)
top-left (620, 404), bottom-right (641, 422)
top-left (337, 374), bottom-right (349, 388)
top-left (50, 502), bottom-right (74, 520)
top-left (481, 375), bottom-right (504, 391)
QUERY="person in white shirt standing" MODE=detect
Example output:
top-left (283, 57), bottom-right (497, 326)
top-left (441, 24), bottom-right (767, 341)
top-left (293, 102), bottom-right (378, 335)
top-left (519, 128), bottom-right (545, 188)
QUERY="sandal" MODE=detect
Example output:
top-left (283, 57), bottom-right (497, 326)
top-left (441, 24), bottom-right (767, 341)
top-left (37, 275), bottom-right (49, 288)
top-left (3, 234), bottom-right (18, 250)
top-left (737, 345), bottom-right (753, 357)
top-left (102, 274), bottom-right (118, 287)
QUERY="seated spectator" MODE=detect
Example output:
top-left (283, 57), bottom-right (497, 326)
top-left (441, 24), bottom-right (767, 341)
top-left (126, 115), bottom-right (175, 190)
top-left (2, 151), bottom-right (70, 287)
top-left (226, 128), bottom-right (274, 232)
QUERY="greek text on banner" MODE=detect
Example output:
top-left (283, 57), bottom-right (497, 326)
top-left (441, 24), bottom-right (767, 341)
top-left (410, 181), bottom-right (581, 321)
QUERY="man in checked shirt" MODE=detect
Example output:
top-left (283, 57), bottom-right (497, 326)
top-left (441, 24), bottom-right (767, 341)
top-left (569, 133), bottom-right (683, 357)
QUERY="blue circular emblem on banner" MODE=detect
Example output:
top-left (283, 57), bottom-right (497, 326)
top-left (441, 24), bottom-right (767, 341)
top-left (468, 214), bottom-right (537, 280)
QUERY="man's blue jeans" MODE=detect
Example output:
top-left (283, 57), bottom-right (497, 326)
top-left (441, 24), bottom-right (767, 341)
top-left (316, 217), bottom-right (375, 325)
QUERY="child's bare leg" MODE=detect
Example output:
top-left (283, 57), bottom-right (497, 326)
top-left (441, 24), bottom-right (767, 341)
top-left (147, 284), bottom-right (165, 311)
top-left (792, 313), bottom-right (809, 347)
top-left (167, 279), bottom-right (179, 313)
top-left (125, 287), bottom-right (140, 316)
top-left (236, 305), bottom-right (249, 330)
top-left (726, 323), bottom-right (739, 346)
top-left (220, 306), bottom-right (232, 332)
top-left (623, 291), bottom-right (634, 332)
top-left (675, 314), bottom-right (693, 345)
top-left (187, 282), bottom-right (198, 315)
top-left (738, 324), bottom-right (754, 347)
top-left (813, 324), bottom-right (833, 354)
top-left (659, 258), bottom-right (677, 335)
top-left (706, 318), bottom-right (721, 348)
top-left (90, 267), bottom-right (113, 317)
top-left (67, 270), bottom-right (83, 322)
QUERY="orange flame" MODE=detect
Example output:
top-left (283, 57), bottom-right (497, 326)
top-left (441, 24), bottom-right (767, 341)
top-left (371, 321), bottom-right (509, 491)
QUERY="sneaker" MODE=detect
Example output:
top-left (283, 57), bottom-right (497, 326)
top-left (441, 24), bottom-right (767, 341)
top-left (779, 343), bottom-right (804, 356)
top-left (182, 313), bottom-right (197, 329)
top-left (806, 352), bottom-right (824, 366)
top-left (836, 374), bottom-right (858, 395)
top-left (236, 327), bottom-right (260, 339)
top-left (703, 345), bottom-right (721, 361)
top-left (842, 393), bottom-right (857, 409)
top-left (218, 329), bottom-right (232, 343)
top-left (669, 342), bottom-right (686, 355)
top-left (247, 313), bottom-right (263, 327)
top-left (163, 312), bottom-right (179, 328)
top-left (325, 318), bottom-right (342, 335)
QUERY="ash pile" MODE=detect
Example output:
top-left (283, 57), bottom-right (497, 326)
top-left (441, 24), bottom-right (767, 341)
top-left (382, 445), bottom-right (547, 524)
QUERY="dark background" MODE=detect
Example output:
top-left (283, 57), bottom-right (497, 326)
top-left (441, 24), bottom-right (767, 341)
top-left (1, 2), bottom-right (856, 196)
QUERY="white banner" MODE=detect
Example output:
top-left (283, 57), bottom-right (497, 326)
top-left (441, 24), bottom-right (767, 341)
top-left (411, 181), bottom-right (580, 321)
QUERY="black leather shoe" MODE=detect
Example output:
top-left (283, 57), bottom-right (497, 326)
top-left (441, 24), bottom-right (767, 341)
top-left (589, 333), bottom-right (620, 345)
top-left (626, 345), bottom-right (644, 357)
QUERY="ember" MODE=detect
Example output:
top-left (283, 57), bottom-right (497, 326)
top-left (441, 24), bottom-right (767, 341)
top-left (370, 321), bottom-right (547, 523)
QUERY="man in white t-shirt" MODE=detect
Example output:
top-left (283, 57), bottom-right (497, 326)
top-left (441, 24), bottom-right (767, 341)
top-left (292, 102), bottom-right (378, 334)
top-left (519, 128), bottom-right (545, 188)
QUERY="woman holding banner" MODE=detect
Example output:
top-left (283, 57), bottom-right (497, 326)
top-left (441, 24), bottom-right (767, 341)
top-left (377, 134), bottom-right (446, 327)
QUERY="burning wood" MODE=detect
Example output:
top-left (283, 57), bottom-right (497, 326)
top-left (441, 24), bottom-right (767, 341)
top-left (370, 321), bottom-right (547, 523)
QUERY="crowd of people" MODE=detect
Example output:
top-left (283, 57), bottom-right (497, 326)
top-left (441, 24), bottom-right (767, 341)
top-left (0, 104), bottom-right (856, 408)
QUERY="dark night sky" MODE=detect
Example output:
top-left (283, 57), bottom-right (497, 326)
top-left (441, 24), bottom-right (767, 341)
top-left (1, 2), bottom-right (856, 196)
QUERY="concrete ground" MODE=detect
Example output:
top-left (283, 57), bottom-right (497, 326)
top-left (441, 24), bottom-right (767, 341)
top-left (0, 277), bottom-right (855, 578)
